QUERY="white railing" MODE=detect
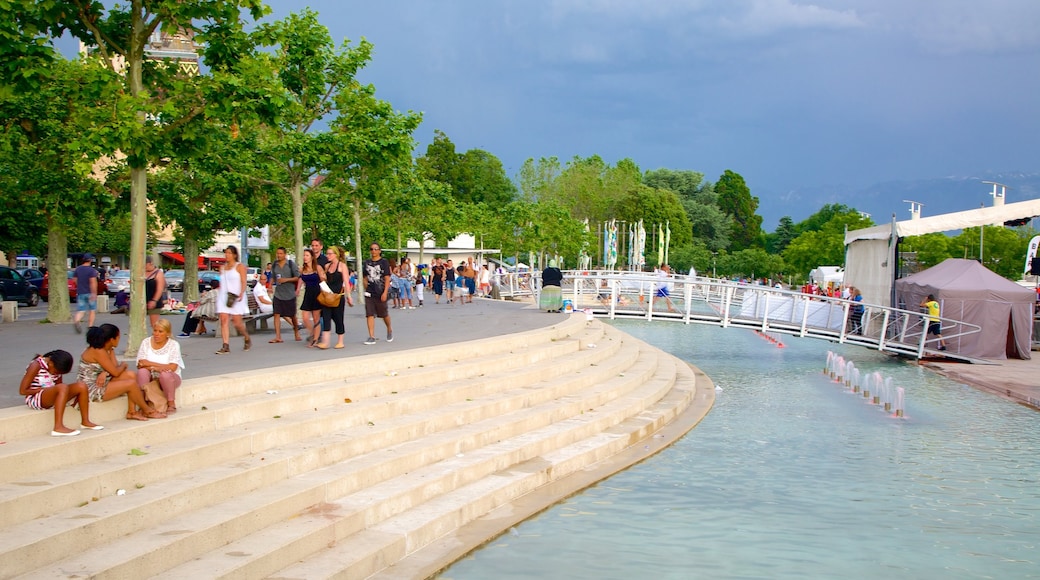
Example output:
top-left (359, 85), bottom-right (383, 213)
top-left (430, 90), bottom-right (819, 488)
top-left (503, 270), bottom-right (983, 360)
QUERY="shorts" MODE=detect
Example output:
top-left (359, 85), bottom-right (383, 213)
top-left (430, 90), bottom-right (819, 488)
top-left (366, 296), bottom-right (389, 318)
top-left (77, 294), bottom-right (97, 312)
top-left (389, 287), bottom-right (400, 299)
top-left (273, 297), bottom-right (297, 317)
top-left (655, 287), bottom-right (670, 298)
top-left (928, 322), bottom-right (942, 335)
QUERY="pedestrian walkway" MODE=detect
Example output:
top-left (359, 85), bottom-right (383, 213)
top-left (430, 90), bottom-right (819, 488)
top-left (0, 299), bottom-right (557, 409)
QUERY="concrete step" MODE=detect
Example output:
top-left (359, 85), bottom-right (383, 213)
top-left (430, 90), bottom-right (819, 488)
top-left (155, 348), bottom-right (675, 580)
top-left (268, 356), bottom-right (689, 580)
top-left (3, 324), bottom-right (627, 578)
top-left (0, 318), bottom-right (602, 486)
top-left (0, 323), bottom-right (614, 576)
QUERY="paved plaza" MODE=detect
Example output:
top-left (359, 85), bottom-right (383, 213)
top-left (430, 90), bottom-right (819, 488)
top-left (0, 297), bottom-right (557, 409)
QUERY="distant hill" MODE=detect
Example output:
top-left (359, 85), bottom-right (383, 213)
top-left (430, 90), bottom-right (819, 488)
top-left (757, 171), bottom-right (1040, 231)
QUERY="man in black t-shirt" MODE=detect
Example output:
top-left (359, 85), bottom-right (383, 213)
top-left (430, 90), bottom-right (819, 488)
top-left (363, 243), bottom-right (393, 345)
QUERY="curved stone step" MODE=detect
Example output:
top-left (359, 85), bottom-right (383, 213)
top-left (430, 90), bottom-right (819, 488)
top-left (10, 328), bottom-right (632, 577)
top-left (156, 350), bottom-right (677, 579)
top-left (0, 324), bottom-right (613, 576)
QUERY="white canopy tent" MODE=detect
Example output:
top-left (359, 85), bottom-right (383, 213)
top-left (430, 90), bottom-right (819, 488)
top-left (844, 198), bottom-right (1040, 308)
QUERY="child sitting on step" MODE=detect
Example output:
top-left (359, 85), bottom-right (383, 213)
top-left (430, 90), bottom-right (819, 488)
top-left (19, 350), bottom-right (101, 437)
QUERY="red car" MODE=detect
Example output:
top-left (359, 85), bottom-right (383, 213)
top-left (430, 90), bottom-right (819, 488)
top-left (42, 269), bottom-right (108, 302)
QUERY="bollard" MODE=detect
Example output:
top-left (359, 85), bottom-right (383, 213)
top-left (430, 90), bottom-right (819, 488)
top-left (1, 301), bottom-right (17, 322)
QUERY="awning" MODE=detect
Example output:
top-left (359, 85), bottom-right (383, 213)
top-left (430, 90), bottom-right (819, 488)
top-left (160, 252), bottom-right (206, 267)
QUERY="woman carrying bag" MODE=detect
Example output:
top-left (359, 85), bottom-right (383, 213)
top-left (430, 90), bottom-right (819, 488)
top-left (316, 245), bottom-right (353, 350)
top-left (215, 245), bottom-right (250, 354)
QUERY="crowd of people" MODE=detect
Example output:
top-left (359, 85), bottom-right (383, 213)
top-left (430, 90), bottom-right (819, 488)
top-left (21, 240), bottom-right (508, 436)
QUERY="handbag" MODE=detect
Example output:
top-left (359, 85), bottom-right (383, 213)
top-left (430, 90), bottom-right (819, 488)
top-left (225, 292), bottom-right (239, 308)
top-left (142, 380), bottom-right (168, 414)
top-left (318, 290), bottom-right (342, 308)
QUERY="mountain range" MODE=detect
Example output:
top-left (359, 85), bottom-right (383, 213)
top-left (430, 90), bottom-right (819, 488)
top-left (757, 171), bottom-right (1040, 232)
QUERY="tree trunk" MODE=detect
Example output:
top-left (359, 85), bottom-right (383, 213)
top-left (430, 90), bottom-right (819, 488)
top-left (353, 196), bottom-right (364, 307)
top-left (126, 12), bottom-right (148, 358)
top-left (291, 177), bottom-right (304, 269)
top-left (183, 236), bottom-right (199, 303)
top-left (127, 164), bottom-right (148, 357)
top-left (46, 216), bottom-right (70, 323)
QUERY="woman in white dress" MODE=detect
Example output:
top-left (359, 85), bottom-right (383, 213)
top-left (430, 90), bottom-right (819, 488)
top-left (216, 245), bottom-right (250, 354)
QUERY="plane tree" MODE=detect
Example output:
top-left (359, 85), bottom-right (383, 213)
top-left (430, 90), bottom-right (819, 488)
top-left (0, 0), bottom-right (269, 352)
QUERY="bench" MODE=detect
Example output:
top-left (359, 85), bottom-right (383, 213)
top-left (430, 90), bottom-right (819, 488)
top-left (235, 291), bottom-right (276, 335)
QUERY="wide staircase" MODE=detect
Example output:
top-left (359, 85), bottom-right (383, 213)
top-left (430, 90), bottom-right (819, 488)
top-left (0, 314), bottom-right (713, 579)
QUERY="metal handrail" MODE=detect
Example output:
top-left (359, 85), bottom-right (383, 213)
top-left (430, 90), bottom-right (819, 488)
top-left (502, 270), bottom-right (983, 360)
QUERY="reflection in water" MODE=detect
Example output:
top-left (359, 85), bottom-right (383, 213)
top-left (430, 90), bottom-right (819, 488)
top-left (442, 321), bottom-right (1040, 580)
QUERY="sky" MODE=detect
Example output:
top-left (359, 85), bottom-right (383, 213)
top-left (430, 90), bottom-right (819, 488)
top-left (261, 1), bottom-right (1040, 223)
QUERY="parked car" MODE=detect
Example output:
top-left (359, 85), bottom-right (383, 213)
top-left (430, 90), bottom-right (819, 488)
top-left (0, 265), bottom-right (40, 306)
top-left (42, 268), bottom-right (109, 302)
top-left (17, 268), bottom-right (45, 292)
top-left (246, 267), bottom-right (260, 288)
top-left (107, 270), bottom-right (131, 297)
top-left (198, 271), bottom-right (221, 292)
top-left (165, 269), bottom-right (185, 292)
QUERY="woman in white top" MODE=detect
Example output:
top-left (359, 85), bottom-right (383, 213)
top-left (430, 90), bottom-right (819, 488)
top-left (216, 245), bottom-right (251, 354)
top-left (136, 318), bottom-right (185, 412)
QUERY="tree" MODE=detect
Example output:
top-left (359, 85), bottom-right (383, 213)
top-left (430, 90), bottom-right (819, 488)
top-left (1, 0), bottom-right (269, 352)
top-left (322, 68), bottom-right (421, 284)
top-left (766, 216), bottom-right (797, 254)
top-left (715, 170), bottom-right (762, 250)
top-left (149, 126), bottom-right (267, 302)
top-left (613, 186), bottom-right (694, 250)
top-left (516, 157), bottom-right (561, 202)
top-left (900, 232), bottom-right (951, 271)
top-left (0, 57), bottom-right (119, 321)
top-left (418, 131), bottom-right (516, 206)
top-left (951, 225), bottom-right (1032, 280)
top-left (642, 168), bottom-right (706, 200)
top-left (246, 9), bottom-right (384, 263)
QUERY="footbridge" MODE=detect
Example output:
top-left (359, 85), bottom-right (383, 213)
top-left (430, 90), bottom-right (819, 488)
top-left (498, 270), bottom-right (984, 362)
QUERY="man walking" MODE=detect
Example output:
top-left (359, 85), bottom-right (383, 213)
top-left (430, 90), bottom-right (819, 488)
top-left (269, 247), bottom-right (301, 343)
top-left (363, 243), bottom-right (393, 345)
top-left (920, 294), bottom-right (947, 351)
top-left (72, 254), bottom-right (99, 333)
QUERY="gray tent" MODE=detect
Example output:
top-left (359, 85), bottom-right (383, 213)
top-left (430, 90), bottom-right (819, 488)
top-left (894, 259), bottom-right (1034, 360)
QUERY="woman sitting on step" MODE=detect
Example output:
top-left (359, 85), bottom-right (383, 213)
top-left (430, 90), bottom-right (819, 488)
top-left (136, 318), bottom-right (184, 414)
top-left (78, 323), bottom-right (166, 421)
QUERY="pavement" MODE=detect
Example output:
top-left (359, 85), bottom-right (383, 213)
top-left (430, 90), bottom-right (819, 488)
top-left (4, 296), bottom-right (1038, 411)
top-left (0, 295), bottom-right (558, 409)
top-left (922, 355), bottom-right (1040, 410)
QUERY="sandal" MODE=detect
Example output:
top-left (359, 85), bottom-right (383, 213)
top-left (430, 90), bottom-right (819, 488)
top-left (126, 412), bottom-right (149, 422)
top-left (243, 337), bottom-right (252, 351)
top-left (145, 409), bottom-right (166, 419)
top-left (167, 402), bottom-right (177, 414)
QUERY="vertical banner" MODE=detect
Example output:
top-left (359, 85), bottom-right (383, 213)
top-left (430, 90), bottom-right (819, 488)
top-left (665, 221), bottom-right (671, 267)
top-left (1024, 235), bottom-right (1040, 274)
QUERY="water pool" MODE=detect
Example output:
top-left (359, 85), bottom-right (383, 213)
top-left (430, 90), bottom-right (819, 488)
top-left (441, 321), bottom-right (1040, 579)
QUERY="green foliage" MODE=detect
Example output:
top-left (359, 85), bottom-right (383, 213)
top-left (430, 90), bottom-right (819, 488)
top-left (517, 157), bottom-right (561, 202)
top-left (766, 216), bottom-right (796, 254)
top-left (715, 170), bottom-right (762, 250)
top-left (950, 225), bottom-right (1033, 280)
top-left (642, 168), bottom-right (706, 200)
top-left (613, 186), bottom-right (693, 249)
top-left (418, 131), bottom-right (516, 206)
top-left (900, 232), bottom-right (951, 270)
